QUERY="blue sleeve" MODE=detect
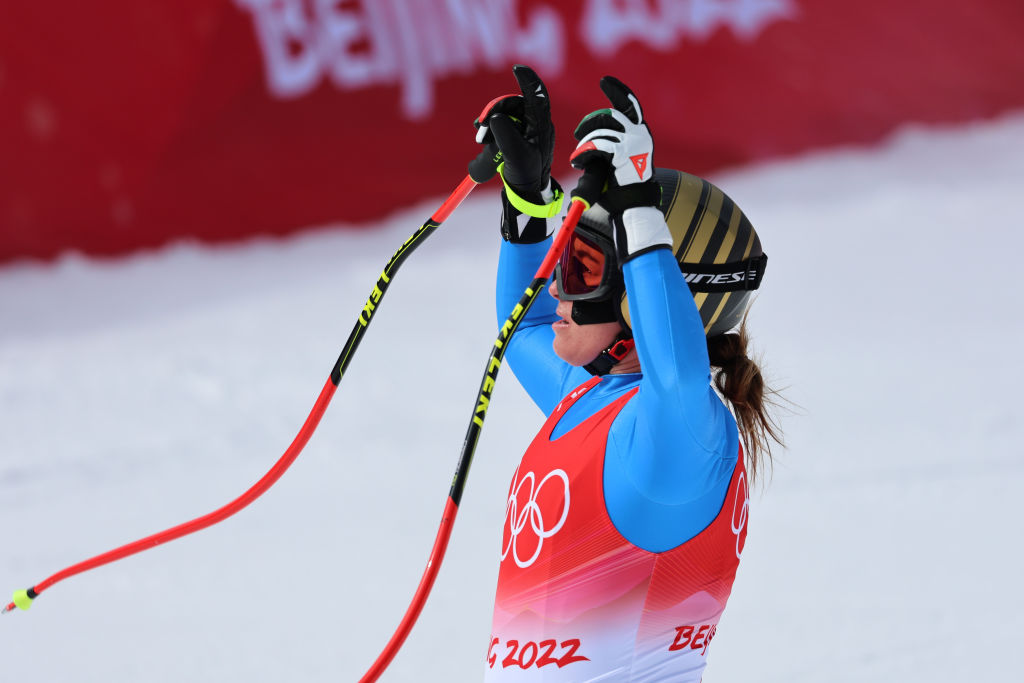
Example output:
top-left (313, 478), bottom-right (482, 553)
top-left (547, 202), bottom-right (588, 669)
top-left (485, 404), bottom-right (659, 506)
top-left (496, 239), bottom-right (590, 415)
top-left (604, 247), bottom-right (740, 552)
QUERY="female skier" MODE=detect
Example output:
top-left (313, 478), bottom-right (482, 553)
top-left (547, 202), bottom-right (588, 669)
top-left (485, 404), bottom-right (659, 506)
top-left (474, 66), bottom-right (781, 682)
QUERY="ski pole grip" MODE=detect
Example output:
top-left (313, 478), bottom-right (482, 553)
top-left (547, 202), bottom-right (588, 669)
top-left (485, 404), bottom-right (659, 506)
top-left (467, 147), bottom-right (503, 183)
top-left (570, 163), bottom-right (609, 209)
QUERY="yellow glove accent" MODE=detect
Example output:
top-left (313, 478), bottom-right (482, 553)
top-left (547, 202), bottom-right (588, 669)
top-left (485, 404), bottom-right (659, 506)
top-left (498, 163), bottom-right (564, 218)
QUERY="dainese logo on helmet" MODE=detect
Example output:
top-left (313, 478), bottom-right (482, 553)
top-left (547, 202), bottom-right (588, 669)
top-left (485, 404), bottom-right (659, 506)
top-left (682, 271), bottom-right (749, 286)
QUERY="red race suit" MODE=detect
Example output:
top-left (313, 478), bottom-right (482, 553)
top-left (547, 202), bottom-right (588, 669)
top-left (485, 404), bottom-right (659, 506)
top-left (485, 376), bottom-right (749, 682)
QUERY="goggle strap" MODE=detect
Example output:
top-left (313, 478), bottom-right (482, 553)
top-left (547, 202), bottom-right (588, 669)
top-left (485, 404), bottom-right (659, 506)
top-left (681, 253), bottom-right (767, 293)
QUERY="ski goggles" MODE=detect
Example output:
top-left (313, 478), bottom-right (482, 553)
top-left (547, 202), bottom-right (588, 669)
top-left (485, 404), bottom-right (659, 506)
top-left (554, 224), bottom-right (769, 302)
top-left (554, 227), bottom-right (618, 302)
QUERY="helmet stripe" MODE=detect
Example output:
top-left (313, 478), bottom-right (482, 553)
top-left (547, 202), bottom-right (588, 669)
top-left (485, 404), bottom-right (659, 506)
top-left (662, 169), bottom-right (684, 219)
top-left (699, 193), bottom-right (736, 266)
top-left (675, 178), bottom-right (712, 259)
top-left (703, 292), bottom-right (732, 335)
top-left (682, 185), bottom-right (725, 263)
top-left (740, 223), bottom-right (756, 260)
top-left (723, 212), bottom-right (756, 264)
top-left (711, 203), bottom-right (743, 265)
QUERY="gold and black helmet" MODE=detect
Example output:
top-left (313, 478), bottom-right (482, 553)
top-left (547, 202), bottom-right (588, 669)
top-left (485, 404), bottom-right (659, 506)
top-left (563, 167), bottom-right (767, 338)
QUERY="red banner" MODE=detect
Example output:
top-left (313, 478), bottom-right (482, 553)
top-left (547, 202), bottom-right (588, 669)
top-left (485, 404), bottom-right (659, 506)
top-left (3, 1), bottom-right (1023, 262)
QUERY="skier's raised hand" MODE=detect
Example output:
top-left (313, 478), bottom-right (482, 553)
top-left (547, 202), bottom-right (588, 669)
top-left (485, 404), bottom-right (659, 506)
top-left (572, 76), bottom-right (669, 260)
top-left (471, 64), bottom-right (564, 243)
top-left (571, 76), bottom-right (656, 186)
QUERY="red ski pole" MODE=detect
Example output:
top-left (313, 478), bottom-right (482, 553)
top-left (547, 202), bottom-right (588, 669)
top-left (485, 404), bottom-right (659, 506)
top-left (3, 170), bottom-right (492, 616)
top-left (359, 167), bottom-right (607, 682)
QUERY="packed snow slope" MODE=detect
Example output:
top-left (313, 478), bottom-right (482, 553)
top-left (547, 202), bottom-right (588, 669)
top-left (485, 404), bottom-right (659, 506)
top-left (2, 113), bottom-right (1023, 682)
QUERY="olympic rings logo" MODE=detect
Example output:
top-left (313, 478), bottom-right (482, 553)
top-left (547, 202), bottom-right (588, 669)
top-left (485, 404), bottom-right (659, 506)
top-left (731, 471), bottom-right (749, 560)
top-left (501, 468), bottom-right (571, 569)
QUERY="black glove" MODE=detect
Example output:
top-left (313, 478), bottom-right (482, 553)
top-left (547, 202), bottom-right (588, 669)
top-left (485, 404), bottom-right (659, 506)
top-left (470, 65), bottom-right (563, 243)
top-left (572, 76), bottom-right (670, 261)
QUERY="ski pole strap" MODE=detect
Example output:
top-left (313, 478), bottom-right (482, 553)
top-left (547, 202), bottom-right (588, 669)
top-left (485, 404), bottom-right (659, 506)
top-left (498, 164), bottom-right (564, 218)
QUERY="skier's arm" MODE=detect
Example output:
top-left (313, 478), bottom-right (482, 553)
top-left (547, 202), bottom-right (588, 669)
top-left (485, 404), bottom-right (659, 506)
top-left (600, 215), bottom-right (739, 551)
top-left (620, 244), bottom-right (738, 480)
top-left (474, 65), bottom-right (585, 413)
top-left (627, 244), bottom-right (733, 450)
top-left (571, 77), bottom-right (737, 550)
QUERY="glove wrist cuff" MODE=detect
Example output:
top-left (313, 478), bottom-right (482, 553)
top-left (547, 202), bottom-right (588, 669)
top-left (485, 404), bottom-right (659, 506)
top-left (600, 178), bottom-right (661, 216)
top-left (500, 191), bottom-right (558, 244)
top-left (499, 164), bottom-right (564, 218)
top-left (615, 206), bottom-right (673, 263)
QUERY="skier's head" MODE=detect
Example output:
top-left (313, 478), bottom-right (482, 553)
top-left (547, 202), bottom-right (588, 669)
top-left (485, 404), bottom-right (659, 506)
top-left (547, 276), bottom-right (635, 372)
top-left (554, 167), bottom-right (767, 340)
top-left (550, 167), bottom-right (782, 479)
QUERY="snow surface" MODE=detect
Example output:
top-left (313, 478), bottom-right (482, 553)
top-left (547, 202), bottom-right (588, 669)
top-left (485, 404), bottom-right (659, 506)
top-left (3, 113), bottom-right (1023, 682)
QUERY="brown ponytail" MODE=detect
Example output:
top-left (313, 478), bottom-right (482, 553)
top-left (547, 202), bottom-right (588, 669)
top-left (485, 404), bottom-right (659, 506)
top-left (706, 319), bottom-right (783, 485)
